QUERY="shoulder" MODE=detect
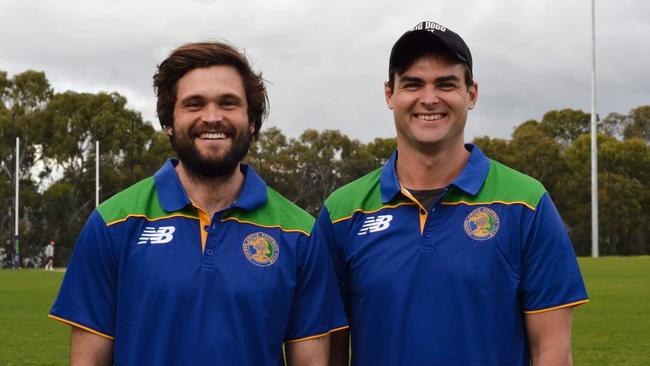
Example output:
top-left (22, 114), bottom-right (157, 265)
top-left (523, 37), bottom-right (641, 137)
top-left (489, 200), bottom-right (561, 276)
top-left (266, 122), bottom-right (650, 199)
top-left (224, 187), bottom-right (315, 236)
top-left (324, 168), bottom-right (383, 222)
top-left (486, 159), bottom-right (547, 209)
top-left (95, 176), bottom-right (161, 225)
top-left (446, 159), bottom-right (547, 210)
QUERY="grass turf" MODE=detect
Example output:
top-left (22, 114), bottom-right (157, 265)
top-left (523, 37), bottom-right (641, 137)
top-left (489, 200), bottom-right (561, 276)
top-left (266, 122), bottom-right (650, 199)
top-left (572, 256), bottom-right (650, 365)
top-left (0, 257), bottom-right (648, 365)
top-left (0, 269), bottom-right (69, 366)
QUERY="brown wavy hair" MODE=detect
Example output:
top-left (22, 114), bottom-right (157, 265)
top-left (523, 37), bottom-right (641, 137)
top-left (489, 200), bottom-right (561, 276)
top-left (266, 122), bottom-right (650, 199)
top-left (153, 41), bottom-right (268, 139)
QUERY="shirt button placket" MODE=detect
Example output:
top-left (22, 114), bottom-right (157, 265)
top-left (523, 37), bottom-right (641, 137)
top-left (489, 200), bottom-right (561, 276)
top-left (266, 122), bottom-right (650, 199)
top-left (202, 212), bottom-right (223, 269)
top-left (422, 207), bottom-right (435, 250)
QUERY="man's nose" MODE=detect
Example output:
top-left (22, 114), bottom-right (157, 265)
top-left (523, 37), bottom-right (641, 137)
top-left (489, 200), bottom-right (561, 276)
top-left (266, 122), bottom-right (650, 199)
top-left (420, 85), bottom-right (439, 106)
top-left (202, 103), bottom-right (223, 123)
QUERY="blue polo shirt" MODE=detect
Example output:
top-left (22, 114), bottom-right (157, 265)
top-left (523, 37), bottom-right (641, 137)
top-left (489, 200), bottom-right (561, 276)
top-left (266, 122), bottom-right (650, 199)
top-left (50, 160), bottom-right (348, 365)
top-left (317, 145), bottom-right (588, 366)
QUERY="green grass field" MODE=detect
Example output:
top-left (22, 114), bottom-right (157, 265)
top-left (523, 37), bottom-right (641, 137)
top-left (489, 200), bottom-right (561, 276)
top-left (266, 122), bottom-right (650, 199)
top-left (0, 269), bottom-right (68, 366)
top-left (1, 257), bottom-right (648, 365)
top-left (572, 257), bottom-right (650, 365)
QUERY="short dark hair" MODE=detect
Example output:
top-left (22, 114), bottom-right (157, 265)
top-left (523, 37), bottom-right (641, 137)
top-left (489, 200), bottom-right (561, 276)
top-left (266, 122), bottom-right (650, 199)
top-left (387, 46), bottom-right (474, 91)
top-left (153, 41), bottom-right (268, 140)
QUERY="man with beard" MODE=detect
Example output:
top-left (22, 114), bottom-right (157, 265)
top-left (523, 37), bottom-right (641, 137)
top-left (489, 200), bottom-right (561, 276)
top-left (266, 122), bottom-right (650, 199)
top-left (49, 42), bottom-right (347, 366)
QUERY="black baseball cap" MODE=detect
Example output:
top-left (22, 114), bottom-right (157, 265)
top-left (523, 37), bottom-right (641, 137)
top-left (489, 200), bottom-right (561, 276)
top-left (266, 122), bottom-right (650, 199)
top-left (389, 21), bottom-right (472, 72)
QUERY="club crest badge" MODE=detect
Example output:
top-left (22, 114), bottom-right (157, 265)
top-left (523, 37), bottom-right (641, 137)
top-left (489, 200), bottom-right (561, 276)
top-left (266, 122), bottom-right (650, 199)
top-left (243, 232), bottom-right (279, 267)
top-left (464, 207), bottom-right (500, 241)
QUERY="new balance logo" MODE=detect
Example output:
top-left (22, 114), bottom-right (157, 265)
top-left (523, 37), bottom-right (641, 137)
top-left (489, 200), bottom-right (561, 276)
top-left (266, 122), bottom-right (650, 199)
top-left (137, 226), bottom-right (176, 245)
top-left (358, 215), bottom-right (393, 235)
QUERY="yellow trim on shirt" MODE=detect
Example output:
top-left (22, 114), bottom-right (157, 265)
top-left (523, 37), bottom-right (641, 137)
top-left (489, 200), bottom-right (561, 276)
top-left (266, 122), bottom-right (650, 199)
top-left (197, 209), bottom-right (210, 253)
top-left (48, 314), bottom-right (115, 340)
top-left (400, 186), bottom-right (428, 235)
top-left (220, 217), bottom-right (310, 236)
top-left (285, 325), bottom-right (350, 344)
top-left (442, 200), bottom-right (536, 211)
top-left (524, 299), bottom-right (590, 314)
top-left (331, 203), bottom-right (416, 224)
top-left (106, 213), bottom-right (198, 227)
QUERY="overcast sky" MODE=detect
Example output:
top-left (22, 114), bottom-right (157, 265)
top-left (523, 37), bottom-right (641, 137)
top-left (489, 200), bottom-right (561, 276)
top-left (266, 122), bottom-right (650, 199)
top-left (1, 0), bottom-right (648, 142)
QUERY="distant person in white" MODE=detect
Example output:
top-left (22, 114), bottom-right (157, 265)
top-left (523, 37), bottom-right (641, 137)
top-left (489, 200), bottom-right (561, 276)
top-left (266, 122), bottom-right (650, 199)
top-left (45, 240), bottom-right (55, 271)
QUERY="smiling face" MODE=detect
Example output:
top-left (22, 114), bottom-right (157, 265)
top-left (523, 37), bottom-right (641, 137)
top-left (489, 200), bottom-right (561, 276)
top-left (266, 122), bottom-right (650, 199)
top-left (385, 54), bottom-right (478, 154)
top-left (168, 65), bottom-right (254, 180)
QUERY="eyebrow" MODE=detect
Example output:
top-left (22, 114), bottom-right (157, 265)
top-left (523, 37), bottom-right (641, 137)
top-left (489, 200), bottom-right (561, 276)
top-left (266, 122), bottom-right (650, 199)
top-left (398, 74), bottom-right (461, 85)
top-left (179, 95), bottom-right (204, 105)
top-left (179, 93), bottom-right (244, 105)
top-left (398, 76), bottom-right (424, 84)
top-left (434, 75), bottom-right (461, 83)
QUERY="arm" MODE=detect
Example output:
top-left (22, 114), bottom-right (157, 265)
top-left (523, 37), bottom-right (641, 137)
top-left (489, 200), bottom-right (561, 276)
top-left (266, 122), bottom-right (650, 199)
top-left (520, 194), bottom-right (588, 365)
top-left (525, 308), bottom-right (573, 366)
top-left (285, 335), bottom-right (330, 366)
top-left (71, 327), bottom-right (113, 366)
top-left (330, 328), bottom-right (349, 366)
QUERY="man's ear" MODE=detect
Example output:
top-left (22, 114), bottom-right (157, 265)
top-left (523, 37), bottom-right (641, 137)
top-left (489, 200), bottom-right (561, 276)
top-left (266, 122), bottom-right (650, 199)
top-left (468, 82), bottom-right (478, 110)
top-left (384, 81), bottom-right (394, 110)
top-left (165, 126), bottom-right (173, 136)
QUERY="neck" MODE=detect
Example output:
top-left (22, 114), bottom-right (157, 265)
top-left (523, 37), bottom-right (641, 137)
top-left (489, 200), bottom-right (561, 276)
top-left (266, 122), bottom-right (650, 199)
top-left (396, 142), bottom-right (470, 190)
top-left (175, 162), bottom-right (245, 217)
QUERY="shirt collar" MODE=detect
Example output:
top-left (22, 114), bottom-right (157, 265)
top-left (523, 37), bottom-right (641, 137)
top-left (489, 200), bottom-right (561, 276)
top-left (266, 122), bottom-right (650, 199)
top-left (451, 144), bottom-right (490, 196)
top-left (379, 143), bottom-right (490, 203)
top-left (154, 159), bottom-right (268, 212)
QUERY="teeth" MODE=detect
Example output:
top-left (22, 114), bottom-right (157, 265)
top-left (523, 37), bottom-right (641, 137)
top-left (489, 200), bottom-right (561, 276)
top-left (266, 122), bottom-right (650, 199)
top-left (200, 132), bottom-right (226, 139)
top-left (415, 113), bottom-right (445, 121)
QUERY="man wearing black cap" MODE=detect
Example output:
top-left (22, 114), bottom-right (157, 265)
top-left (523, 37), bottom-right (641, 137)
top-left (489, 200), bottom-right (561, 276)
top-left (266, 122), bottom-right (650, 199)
top-left (316, 21), bottom-right (588, 365)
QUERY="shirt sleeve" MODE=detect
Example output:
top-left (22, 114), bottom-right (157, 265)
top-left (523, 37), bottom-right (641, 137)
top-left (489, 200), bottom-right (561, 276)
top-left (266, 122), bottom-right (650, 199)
top-left (284, 219), bottom-right (349, 343)
top-left (520, 193), bottom-right (589, 313)
top-left (48, 210), bottom-right (118, 339)
top-left (315, 207), bottom-right (351, 322)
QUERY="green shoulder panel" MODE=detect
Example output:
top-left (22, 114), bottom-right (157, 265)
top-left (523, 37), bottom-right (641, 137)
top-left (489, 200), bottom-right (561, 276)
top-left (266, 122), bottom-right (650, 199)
top-left (223, 187), bottom-right (315, 235)
top-left (443, 159), bottom-right (547, 209)
top-left (324, 168), bottom-right (386, 222)
top-left (96, 177), bottom-right (197, 225)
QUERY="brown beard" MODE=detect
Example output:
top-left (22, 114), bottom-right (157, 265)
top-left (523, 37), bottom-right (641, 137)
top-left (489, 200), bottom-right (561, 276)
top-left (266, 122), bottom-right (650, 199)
top-left (170, 123), bottom-right (252, 182)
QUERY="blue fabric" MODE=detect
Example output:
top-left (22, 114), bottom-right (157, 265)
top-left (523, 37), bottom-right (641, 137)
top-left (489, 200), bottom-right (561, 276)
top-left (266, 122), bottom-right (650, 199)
top-left (50, 162), bottom-right (347, 365)
top-left (319, 145), bottom-right (588, 366)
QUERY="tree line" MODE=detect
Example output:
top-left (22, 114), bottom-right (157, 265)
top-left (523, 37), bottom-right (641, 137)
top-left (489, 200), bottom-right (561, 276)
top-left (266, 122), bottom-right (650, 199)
top-left (1, 70), bottom-right (649, 267)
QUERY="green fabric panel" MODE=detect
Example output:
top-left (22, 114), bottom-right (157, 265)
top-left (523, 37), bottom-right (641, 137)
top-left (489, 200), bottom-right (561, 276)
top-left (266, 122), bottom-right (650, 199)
top-left (96, 177), bottom-right (197, 224)
top-left (443, 160), bottom-right (547, 209)
top-left (223, 187), bottom-right (315, 234)
top-left (324, 168), bottom-right (407, 222)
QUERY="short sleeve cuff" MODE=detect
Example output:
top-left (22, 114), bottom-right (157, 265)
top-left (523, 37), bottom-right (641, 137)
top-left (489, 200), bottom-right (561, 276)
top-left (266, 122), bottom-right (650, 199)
top-left (48, 313), bottom-right (115, 340)
top-left (523, 298), bottom-right (589, 314)
top-left (285, 325), bottom-right (350, 344)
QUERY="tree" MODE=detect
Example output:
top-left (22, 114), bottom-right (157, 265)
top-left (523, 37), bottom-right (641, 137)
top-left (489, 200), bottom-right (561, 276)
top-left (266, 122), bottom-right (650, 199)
top-left (598, 137), bottom-right (650, 254)
top-left (365, 137), bottom-right (397, 167)
top-left (283, 129), bottom-right (373, 215)
top-left (474, 121), bottom-right (566, 203)
top-left (472, 136), bottom-right (514, 166)
top-left (248, 129), bottom-right (391, 216)
top-left (600, 112), bottom-right (627, 139)
top-left (509, 121), bottom-right (566, 196)
top-left (246, 127), bottom-right (298, 202)
top-left (623, 105), bottom-right (650, 142)
top-left (8, 88), bottom-right (170, 266)
top-left (539, 109), bottom-right (591, 147)
top-left (0, 70), bottom-right (53, 267)
top-left (562, 134), bottom-right (650, 255)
